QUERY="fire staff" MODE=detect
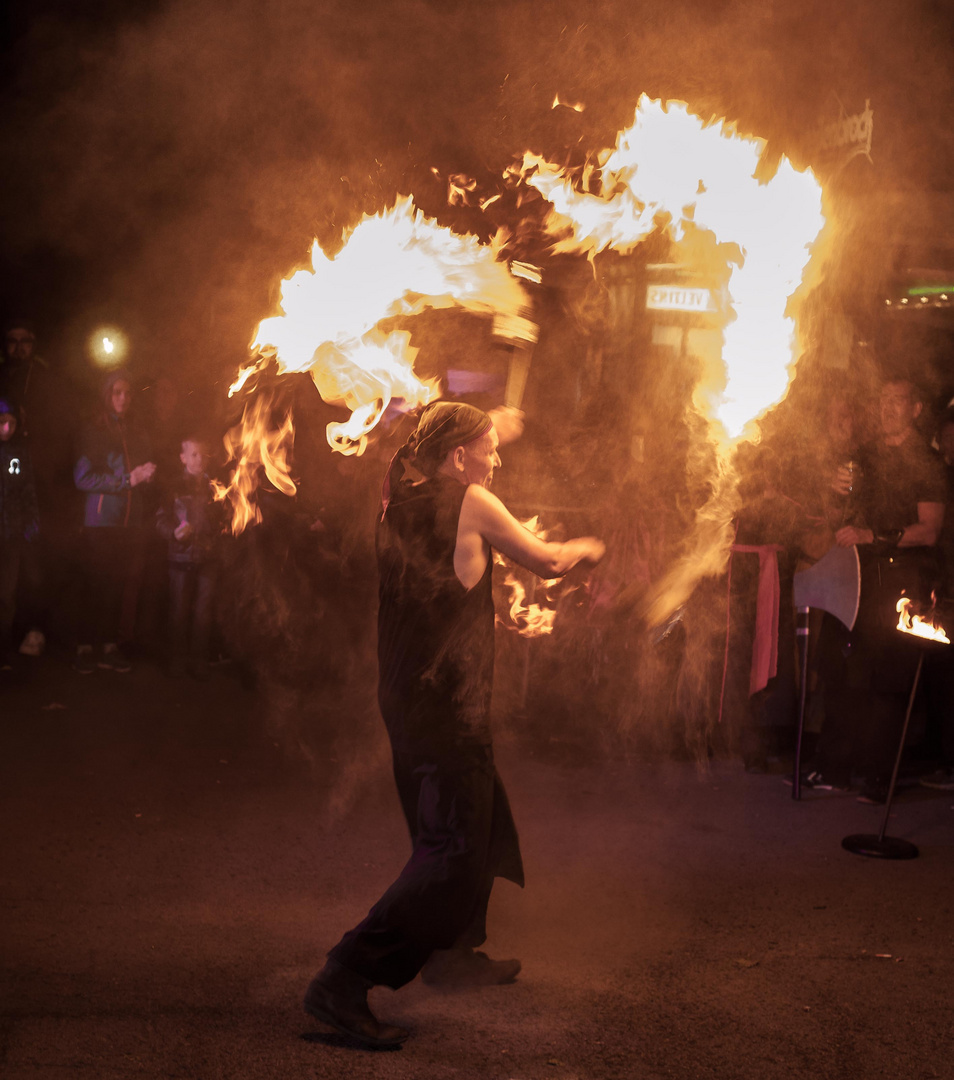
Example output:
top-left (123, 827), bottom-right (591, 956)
top-left (303, 401), bottom-right (604, 1048)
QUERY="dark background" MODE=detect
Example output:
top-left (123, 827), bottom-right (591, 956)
top-left (2, 0), bottom-right (954, 394)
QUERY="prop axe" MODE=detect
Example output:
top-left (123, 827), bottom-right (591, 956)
top-left (790, 544), bottom-right (861, 799)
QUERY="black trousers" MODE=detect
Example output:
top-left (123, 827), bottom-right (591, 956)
top-left (0, 540), bottom-right (22, 654)
top-left (168, 562), bottom-right (216, 660)
top-left (328, 740), bottom-right (521, 990)
top-left (76, 527), bottom-right (138, 648)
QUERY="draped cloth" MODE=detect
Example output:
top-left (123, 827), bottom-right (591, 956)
top-left (718, 542), bottom-right (784, 725)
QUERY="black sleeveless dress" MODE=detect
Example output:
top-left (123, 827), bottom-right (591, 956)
top-left (328, 474), bottom-right (523, 990)
top-left (377, 474), bottom-right (495, 748)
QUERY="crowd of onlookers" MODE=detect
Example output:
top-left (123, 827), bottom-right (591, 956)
top-left (0, 318), bottom-right (226, 681)
top-left (2, 316), bottom-right (953, 802)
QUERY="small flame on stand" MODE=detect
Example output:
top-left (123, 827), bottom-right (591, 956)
top-left (220, 196), bottom-right (528, 531)
top-left (896, 595), bottom-right (950, 644)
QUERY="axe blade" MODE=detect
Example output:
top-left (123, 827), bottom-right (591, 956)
top-left (793, 544), bottom-right (861, 630)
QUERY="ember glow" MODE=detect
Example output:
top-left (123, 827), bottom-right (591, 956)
top-left (896, 596), bottom-right (950, 644)
top-left (220, 196), bottom-right (529, 530)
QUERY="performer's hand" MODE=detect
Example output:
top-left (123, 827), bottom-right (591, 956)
top-left (488, 406), bottom-right (525, 446)
top-left (575, 537), bottom-right (606, 568)
top-left (835, 525), bottom-right (872, 547)
top-left (174, 521), bottom-right (193, 541)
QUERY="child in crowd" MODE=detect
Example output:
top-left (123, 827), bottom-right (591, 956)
top-left (156, 435), bottom-right (223, 678)
top-left (0, 396), bottom-right (39, 670)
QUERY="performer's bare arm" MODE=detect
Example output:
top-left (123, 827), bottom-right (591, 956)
top-left (898, 501), bottom-right (944, 547)
top-left (455, 484), bottom-right (605, 589)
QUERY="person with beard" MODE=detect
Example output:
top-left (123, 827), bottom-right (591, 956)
top-left (302, 401), bottom-right (604, 1048)
top-left (813, 378), bottom-right (946, 803)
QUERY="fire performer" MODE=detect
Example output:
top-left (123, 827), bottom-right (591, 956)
top-left (814, 378), bottom-right (946, 802)
top-left (303, 400), bottom-right (605, 1048)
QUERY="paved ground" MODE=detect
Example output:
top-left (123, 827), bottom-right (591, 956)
top-left (2, 655), bottom-right (953, 1080)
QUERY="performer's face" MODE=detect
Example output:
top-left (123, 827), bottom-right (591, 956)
top-left (459, 428), bottom-right (501, 488)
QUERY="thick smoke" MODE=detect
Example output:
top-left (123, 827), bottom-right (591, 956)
top-left (3, 0), bottom-right (953, 767)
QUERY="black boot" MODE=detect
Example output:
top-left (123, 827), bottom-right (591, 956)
top-left (421, 946), bottom-right (521, 988)
top-left (303, 959), bottom-right (409, 1048)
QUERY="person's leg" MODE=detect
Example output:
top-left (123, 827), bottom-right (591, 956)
top-left (189, 563), bottom-right (216, 668)
top-left (0, 541), bottom-right (22, 662)
top-left (96, 529), bottom-right (136, 670)
top-left (168, 565), bottom-right (191, 675)
top-left (327, 747), bottom-right (500, 989)
top-left (15, 539), bottom-right (45, 653)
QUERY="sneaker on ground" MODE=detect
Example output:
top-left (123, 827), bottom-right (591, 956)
top-left (99, 645), bottom-right (132, 673)
top-left (919, 768), bottom-right (954, 791)
top-left (783, 771), bottom-right (852, 792)
top-left (73, 645), bottom-right (96, 675)
top-left (18, 629), bottom-right (45, 656)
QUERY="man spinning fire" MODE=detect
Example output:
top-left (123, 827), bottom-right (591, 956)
top-left (303, 400), bottom-right (605, 1048)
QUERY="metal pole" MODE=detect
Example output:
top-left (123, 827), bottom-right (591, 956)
top-left (877, 651), bottom-right (925, 844)
top-left (792, 606), bottom-right (811, 801)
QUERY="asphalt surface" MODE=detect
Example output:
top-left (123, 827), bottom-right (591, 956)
top-left (2, 654), bottom-right (953, 1080)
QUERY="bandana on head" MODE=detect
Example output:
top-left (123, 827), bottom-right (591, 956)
top-left (382, 400), bottom-right (493, 514)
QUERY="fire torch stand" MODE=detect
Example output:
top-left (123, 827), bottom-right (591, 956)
top-left (792, 606), bottom-right (811, 801)
top-left (841, 652), bottom-right (925, 861)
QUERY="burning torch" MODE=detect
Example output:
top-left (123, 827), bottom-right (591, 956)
top-left (842, 593), bottom-right (950, 861)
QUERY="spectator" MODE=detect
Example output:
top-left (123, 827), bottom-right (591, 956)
top-left (156, 436), bottom-right (223, 678)
top-left (73, 371), bottom-right (156, 673)
top-left (0, 395), bottom-right (39, 670)
top-left (920, 408), bottom-right (954, 791)
top-left (0, 320), bottom-right (40, 404)
top-left (811, 377), bottom-right (946, 802)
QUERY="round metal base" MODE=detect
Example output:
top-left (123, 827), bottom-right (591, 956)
top-left (842, 833), bottom-right (919, 860)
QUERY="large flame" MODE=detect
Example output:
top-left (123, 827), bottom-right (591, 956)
top-left (212, 395), bottom-right (296, 533)
top-left (221, 196), bottom-right (528, 530)
top-left (521, 95), bottom-right (825, 440)
top-left (494, 516), bottom-right (578, 638)
top-left (896, 595), bottom-right (950, 644)
top-left (520, 96), bottom-right (828, 624)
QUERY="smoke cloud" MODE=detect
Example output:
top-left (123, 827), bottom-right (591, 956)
top-left (3, 0), bottom-right (953, 764)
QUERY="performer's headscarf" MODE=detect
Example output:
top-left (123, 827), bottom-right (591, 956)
top-left (382, 400), bottom-right (493, 514)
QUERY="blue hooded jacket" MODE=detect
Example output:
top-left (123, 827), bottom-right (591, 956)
top-left (74, 371), bottom-right (152, 528)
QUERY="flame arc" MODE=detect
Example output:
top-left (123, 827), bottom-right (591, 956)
top-left (520, 95), bottom-right (826, 441)
top-left (519, 96), bottom-right (829, 627)
top-left (220, 196), bottom-right (529, 530)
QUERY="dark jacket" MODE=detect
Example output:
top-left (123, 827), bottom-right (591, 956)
top-left (74, 413), bottom-right (152, 528)
top-left (1, 438), bottom-right (39, 543)
top-left (156, 471), bottom-right (223, 564)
